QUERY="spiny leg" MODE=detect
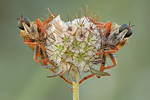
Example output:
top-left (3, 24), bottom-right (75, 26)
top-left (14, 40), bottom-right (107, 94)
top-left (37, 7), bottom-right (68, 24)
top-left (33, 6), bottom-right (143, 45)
top-left (40, 64), bottom-right (72, 85)
top-left (103, 46), bottom-right (119, 54)
top-left (43, 9), bottom-right (55, 25)
top-left (36, 51), bottom-right (72, 85)
top-left (93, 21), bottom-right (111, 37)
top-left (103, 53), bottom-right (117, 70)
top-left (47, 69), bottom-right (63, 78)
top-left (24, 40), bottom-right (46, 51)
top-left (79, 74), bottom-right (95, 84)
top-left (97, 54), bottom-right (106, 78)
top-left (34, 46), bottom-right (47, 64)
top-left (60, 75), bottom-right (73, 85)
top-left (37, 18), bottom-right (49, 37)
top-left (88, 17), bottom-right (104, 26)
top-left (35, 48), bottom-right (72, 85)
top-left (97, 53), bottom-right (117, 77)
top-left (33, 46), bottom-right (58, 68)
top-left (102, 21), bottom-right (111, 37)
top-left (88, 17), bottom-right (111, 37)
top-left (79, 66), bottom-right (111, 84)
top-left (47, 68), bottom-right (72, 85)
top-left (100, 54), bottom-right (106, 71)
top-left (39, 63), bottom-right (56, 69)
top-left (79, 54), bottom-right (108, 83)
top-left (96, 46), bottom-right (119, 55)
top-left (33, 46), bottom-right (57, 72)
top-left (94, 21), bottom-right (111, 37)
top-left (26, 43), bottom-right (72, 85)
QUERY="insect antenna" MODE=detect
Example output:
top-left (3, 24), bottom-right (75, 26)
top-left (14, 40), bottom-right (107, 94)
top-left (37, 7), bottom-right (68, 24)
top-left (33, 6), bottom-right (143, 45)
top-left (129, 21), bottom-right (135, 27)
top-left (17, 15), bottom-right (23, 21)
top-left (131, 25), bottom-right (135, 27)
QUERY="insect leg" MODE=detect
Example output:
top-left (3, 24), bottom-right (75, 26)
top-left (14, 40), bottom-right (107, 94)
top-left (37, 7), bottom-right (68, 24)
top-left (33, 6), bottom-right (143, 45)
top-left (43, 10), bottom-right (55, 25)
top-left (103, 53), bottom-right (117, 70)
top-left (33, 46), bottom-right (58, 68)
top-left (88, 18), bottom-right (111, 37)
top-left (97, 54), bottom-right (106, 78)
top-left (79, 55), bottom-right (107, 84)
top-left (47, 69), bottom-right (63, 77)
top-left (47, 68), bottom-right (72, 85)
top-left (88, 17), bottom-right (104, 25)
top-left (24, 40), bottom-right (46, 51)
top-left (39, 63), bottom-right (56, 69)
top-left (31, 46), bottom-right (72, 85)
top-left (33, 46), bottom-right (48, 64)
top-left (40, 62), bottom-right (72, 85)
top-left (96, 46), bottom-right (119, 55)
top-left (102, 21), bottom-right (111, 37)
top-left (37, 18), bottom-right (49, 37)
top-left (59, 75), bottom-right (73, 85)
top-left (79, 74), bottom-right (95, 84)
top-left (47, 67), bottom-right (72, 85)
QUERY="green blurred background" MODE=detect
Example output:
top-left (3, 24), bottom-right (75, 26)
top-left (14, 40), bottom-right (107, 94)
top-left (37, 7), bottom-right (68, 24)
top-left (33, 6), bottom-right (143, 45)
top-left (0, 0), bottom-right (150, 100)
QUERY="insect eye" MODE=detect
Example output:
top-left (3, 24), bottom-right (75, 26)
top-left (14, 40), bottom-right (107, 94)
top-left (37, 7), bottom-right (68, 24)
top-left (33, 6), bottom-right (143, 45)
top-left (18, 16), bottom-right (30, 30)
top-left (119, 24), bottom-right (132, 38)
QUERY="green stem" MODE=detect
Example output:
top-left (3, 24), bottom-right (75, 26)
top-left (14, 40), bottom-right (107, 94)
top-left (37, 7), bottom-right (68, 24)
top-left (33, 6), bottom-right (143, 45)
top-left (73, 72), bottom-right (79, 100)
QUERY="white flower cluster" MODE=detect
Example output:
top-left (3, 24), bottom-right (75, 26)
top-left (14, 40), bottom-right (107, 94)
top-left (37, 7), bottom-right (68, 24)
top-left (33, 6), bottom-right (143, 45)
top-left (46, 15), bottom-right (101, 72)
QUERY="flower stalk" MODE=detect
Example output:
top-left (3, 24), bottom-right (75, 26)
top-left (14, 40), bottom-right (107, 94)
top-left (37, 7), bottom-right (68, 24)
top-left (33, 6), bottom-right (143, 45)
top-left (73, 71), bottom-right (79, 100)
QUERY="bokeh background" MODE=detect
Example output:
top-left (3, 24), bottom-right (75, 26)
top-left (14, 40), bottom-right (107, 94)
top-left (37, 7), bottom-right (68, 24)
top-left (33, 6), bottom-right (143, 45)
top-left (0, 0), bottom-right (150, 100)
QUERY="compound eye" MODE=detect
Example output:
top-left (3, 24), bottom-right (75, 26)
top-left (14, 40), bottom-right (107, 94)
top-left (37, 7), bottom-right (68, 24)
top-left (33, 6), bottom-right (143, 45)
top-left (119, 24), bottom-right (128, 33)
top-left (125, 26), bottom-right (132, 38)
top-left (119, 24), bottom-right (132, 38)
top-left (18, 16), bottom-right (30, 30)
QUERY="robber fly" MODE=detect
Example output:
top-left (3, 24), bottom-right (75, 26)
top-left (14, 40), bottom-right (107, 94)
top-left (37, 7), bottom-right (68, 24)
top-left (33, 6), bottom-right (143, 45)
top-left (79, 18), bottom-right (133, 81)
top-left (17, 14), bottom-right (73, 85)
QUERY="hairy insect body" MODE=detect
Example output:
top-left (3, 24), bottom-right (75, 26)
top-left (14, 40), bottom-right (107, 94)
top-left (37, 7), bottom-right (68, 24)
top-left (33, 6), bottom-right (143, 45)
top-left (20, 21), bottom-right (47, 58)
